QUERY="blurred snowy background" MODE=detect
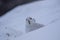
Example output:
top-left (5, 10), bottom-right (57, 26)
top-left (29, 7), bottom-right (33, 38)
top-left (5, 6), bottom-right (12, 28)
top-left (0, 0), bottom-right (60, 40)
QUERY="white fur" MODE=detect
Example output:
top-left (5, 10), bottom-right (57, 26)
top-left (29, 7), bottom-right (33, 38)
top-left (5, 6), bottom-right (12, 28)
top-left (26, 17), bottom-right (44, 33)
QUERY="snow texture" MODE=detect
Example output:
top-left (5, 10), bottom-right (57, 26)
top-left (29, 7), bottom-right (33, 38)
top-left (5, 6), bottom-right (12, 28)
top-left (0, 26), bottom-right (23, 40)
top-left (0, 0), bottom-right (60, 40)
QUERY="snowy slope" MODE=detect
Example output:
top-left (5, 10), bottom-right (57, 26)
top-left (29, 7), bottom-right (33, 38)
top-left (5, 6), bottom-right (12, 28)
top-left (0, 25), bottom-right (23, 40)
top-left (14, 19), bottom-right (60, 40)
top-left (0, 0), bottom-right (60, 40)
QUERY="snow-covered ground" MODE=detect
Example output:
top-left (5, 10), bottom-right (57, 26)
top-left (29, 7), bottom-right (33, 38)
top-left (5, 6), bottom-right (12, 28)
top-left (0, 0), bottom-right (60, 40)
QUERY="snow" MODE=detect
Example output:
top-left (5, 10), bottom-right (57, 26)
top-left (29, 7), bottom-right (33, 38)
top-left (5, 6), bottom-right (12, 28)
top-left (0, 25), bottom-right (23, 40)
top-left (0, 0), bottom-right (60, 40)
top-left (14, 19), bottom-right (60, 40)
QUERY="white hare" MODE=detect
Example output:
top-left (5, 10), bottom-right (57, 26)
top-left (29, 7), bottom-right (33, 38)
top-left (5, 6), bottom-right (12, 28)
top-left (26, 17), bottom-right (44, 33)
